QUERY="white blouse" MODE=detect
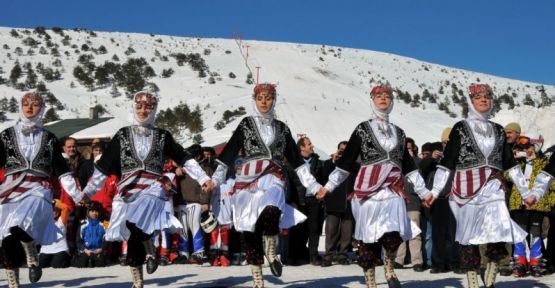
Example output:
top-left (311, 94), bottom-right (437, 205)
top-left (465, 119), bottom-right (495, 158)
top-left (15, 122), bottom-right (42, 162)
top-left (253, 116), bottom-right (275, 147)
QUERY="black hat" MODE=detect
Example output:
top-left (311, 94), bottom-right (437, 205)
top-left (87, 201), bottom-right (101, 212)
top-left (421, 142), bottom-right (434, 153)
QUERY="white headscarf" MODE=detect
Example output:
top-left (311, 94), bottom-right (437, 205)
top-left (465, 85), bottom-right (495, 137)
top-left (17, 92), bottom-right (46, 133)
top-left (251, 83), bottom-right (277, 122)
top-left (369, 95), bottom-right (394, 122)
top-left (131, 91), bottom-right (158, 128)
top-left (466, 94), bottom-right (493, 122)
top-left (251, 97), bottom-right (276, 121)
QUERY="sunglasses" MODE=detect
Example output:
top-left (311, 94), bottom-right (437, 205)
top-left (517, 136), bottom-right (544, 146)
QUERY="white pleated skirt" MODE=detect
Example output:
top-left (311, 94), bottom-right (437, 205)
top-left (105, 186), bottom-right (182, 242)
top-left (232, 174), bottom-right (307, 232)
top-left (0, 189), bottom-right (62, 246)
top-left (351, 187), bottom-right (420, 244)
top-left (450, 179), bottom-right (527, 245)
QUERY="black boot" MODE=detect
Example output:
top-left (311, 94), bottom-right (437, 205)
top-left (143, 240), bottom-right (158, 274)
top-left (21, 241), bottom-right (42, 283)
top-left (264, 235), bottom-right (282, 277)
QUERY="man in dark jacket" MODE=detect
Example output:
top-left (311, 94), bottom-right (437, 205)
top-left (320, 141), bottom-right (355, 267)
top-left (424, 129), bottom-right (461, 274)
top-left (291, 137), bottom-right (324, 265)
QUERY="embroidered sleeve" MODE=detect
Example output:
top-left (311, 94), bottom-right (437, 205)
top-left (96, 130), bottom-right (122, 177)
top-left (406, 170), bottom-right (431, 199)
top-left (295, 163), bottom-right (322, 196)
top-left (183, 159), bottom-right (210, 186)
top-left (83, 167), bottom-right (108, 198)
top-left (211, 161), bottom-right (228, 187)
top-left (59, 173), bottom-right (84, 203)
top-left (439, 122), bottom-right (462, 170)
top-left (531, 171), bottom-right (553, 201)
top-left (323, 167), bottom-right (350, 193)
top-left (335, 125), bottom-right (362, 172)
top-left (217, 118), bottom-right (246, 168)
top-left (283, 125), bottom-right (304, 169)
top-left (507, 165), bottom-right (531, 199)
top-left (430, 166), bottom-right (451, 198)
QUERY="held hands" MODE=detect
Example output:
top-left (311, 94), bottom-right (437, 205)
top-left (524, 195), bottom-right (537, 209)
top-left (78, 193), bottom-right (91, 206)
top-left (315, 187), bottom-right (329, 200)
top-left (202, 180), bottom-right (215, 193)
top-left (431, 150), bottom-right (442, 160)
top-left (422, 193), bottom-right (436, 208)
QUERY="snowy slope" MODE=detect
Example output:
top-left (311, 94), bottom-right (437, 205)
top-left (0, 27), bottom-right (553, 154)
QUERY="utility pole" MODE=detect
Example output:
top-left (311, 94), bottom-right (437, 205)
top-left (255, 66), bottom-right (261, 84)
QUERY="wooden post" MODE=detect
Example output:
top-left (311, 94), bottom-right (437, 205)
top-left (255, 66), bottom-right (261, 84)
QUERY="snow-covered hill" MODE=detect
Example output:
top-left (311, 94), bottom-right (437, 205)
top-left (0, 26), bottom-right (553, 154)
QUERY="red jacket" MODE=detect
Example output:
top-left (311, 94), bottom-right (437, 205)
top-left (91, 174), bottom-right (119, 215)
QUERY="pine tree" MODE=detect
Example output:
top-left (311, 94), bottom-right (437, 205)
top-left (523, 94), bottom-right (535, 106)
top-left (410, 94), bottom-right (421, 107)
top-left (461, 101), bottom-right (469, 118)
top-left (187, 105), bottom-right (204, 133)
top-left (8, 97), bottom-right (18, 113)
top-left (0, 97), bottom-right (8, 112)
top-left (539, 90), bottom-right (552, 107)
top-left (9, 61), bottom-right (22, 85)
top-left (43, 107), bottom-right (60, 123)
top-left (24, 67), bottom-right (38, 89)
top-left (161, 68), bottom-right (174, 78)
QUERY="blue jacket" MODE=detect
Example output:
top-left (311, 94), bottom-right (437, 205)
top-left (78, 217), bottom-right (105, 252)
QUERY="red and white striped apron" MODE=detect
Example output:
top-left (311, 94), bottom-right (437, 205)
top-left (350, 163), bottom-right (404, 203)
top-left (233, 159), bottom-right (280, 192)
top-left (0, 172), bottom-right (51, 203)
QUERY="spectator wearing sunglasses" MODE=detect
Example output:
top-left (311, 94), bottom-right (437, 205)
top-left (507, 134), bottom-right (555, 277)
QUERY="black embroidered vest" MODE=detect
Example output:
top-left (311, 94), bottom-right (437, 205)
top-left (454, 120), bottom-right (504, 171)
top-left (239, 117), bottom-right (289, 163)
top-left (355, 121), bottom-right (405, 168)
top-left (117, 126), bottom-right (166, 176)
top-left (0, 127), bottom-right (56, 177)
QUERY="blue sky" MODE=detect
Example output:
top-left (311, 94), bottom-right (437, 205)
top-left (3, 0), bottom-right (554, 85)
